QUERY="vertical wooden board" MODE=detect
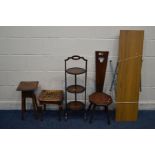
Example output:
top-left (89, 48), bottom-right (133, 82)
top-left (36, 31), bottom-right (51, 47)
top-left (116, 103), bottom-right (138, 121)
top-left (116, 57), bottom-right (142, 102)
top-left (96, 51), bottom-right (109, 92)
top-left (118, 30), bottom-right (144, 59)
top-left (116, 30), bottom-right (144, 121)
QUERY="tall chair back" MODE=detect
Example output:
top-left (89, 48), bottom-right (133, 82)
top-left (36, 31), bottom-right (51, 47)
top-left (96, 51), bottom-right (109, 92)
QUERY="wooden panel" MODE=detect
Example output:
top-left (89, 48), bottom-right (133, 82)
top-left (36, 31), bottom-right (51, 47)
top-left (116, 58), bottom-right (142, 102)
top-left (116, 30), bottom-right (144, 121)
top-left (116, 103), bottom-right (138, 121)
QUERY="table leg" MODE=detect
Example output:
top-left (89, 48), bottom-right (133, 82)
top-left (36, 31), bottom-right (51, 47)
top-left (32, 94), bottom-right (38, 119)
top-left (21, 92), bottom-right (26, 120)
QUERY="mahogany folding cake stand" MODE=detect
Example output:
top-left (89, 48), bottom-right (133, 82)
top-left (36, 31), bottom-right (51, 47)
top-left (65, 55), bottom-right (87, 120)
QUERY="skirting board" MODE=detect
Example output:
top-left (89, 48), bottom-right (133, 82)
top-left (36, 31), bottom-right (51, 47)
top-left (0, 100), bottom-right (155, 110)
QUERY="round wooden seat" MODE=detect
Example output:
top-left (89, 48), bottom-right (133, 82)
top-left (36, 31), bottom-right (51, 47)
top-left (89, 92), bottom-right (112, 105)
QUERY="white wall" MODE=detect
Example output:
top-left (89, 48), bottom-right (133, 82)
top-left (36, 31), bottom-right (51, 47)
top-left (0, 26), bottom-right (155, 110)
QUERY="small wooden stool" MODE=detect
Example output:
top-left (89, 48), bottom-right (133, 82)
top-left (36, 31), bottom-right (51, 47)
top-left (38, 90), bottom-right (64, 121)
top-left (88, 92), bottom-right (112, 124)
top-left (16, 81), bottom-right (42, 120)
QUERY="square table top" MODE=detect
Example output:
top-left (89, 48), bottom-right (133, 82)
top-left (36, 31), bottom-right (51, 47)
top-left (16, 81), bottom-right (39, 91)
top-left (39, 90), bottom-right (64, 103)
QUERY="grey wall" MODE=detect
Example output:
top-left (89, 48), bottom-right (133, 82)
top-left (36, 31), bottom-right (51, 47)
top-left (0, 26), bottom-right (154, 110)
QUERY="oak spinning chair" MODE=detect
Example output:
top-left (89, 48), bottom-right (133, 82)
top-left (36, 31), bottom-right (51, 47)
top-left (88, 51), bottom-right (112, 124)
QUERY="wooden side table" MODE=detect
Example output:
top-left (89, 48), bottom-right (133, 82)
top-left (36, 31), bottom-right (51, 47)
top-left (38, 90), bottom-right (64, 121)
top-left (16, 81), bottom-right (41, 120)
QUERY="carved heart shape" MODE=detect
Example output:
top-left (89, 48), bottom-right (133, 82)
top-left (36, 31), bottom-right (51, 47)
top-left (98, 57), bottom-right (105, 63)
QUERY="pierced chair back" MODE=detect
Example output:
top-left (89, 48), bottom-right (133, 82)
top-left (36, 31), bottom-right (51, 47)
top-left (96, 51), bottom-right (109, 92)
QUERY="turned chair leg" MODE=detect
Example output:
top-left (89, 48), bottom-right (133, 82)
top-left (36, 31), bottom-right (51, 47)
top-left (89, 104), bottom-right (96, 123)
top-left (87, 103), bottom-right (93, 112)
top-left (105, 106), bottom-right (110, 125)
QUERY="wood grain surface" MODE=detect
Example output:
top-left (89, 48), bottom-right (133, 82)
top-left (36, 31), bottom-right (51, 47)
top-left (116, 30), bottom-right (144, 121)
